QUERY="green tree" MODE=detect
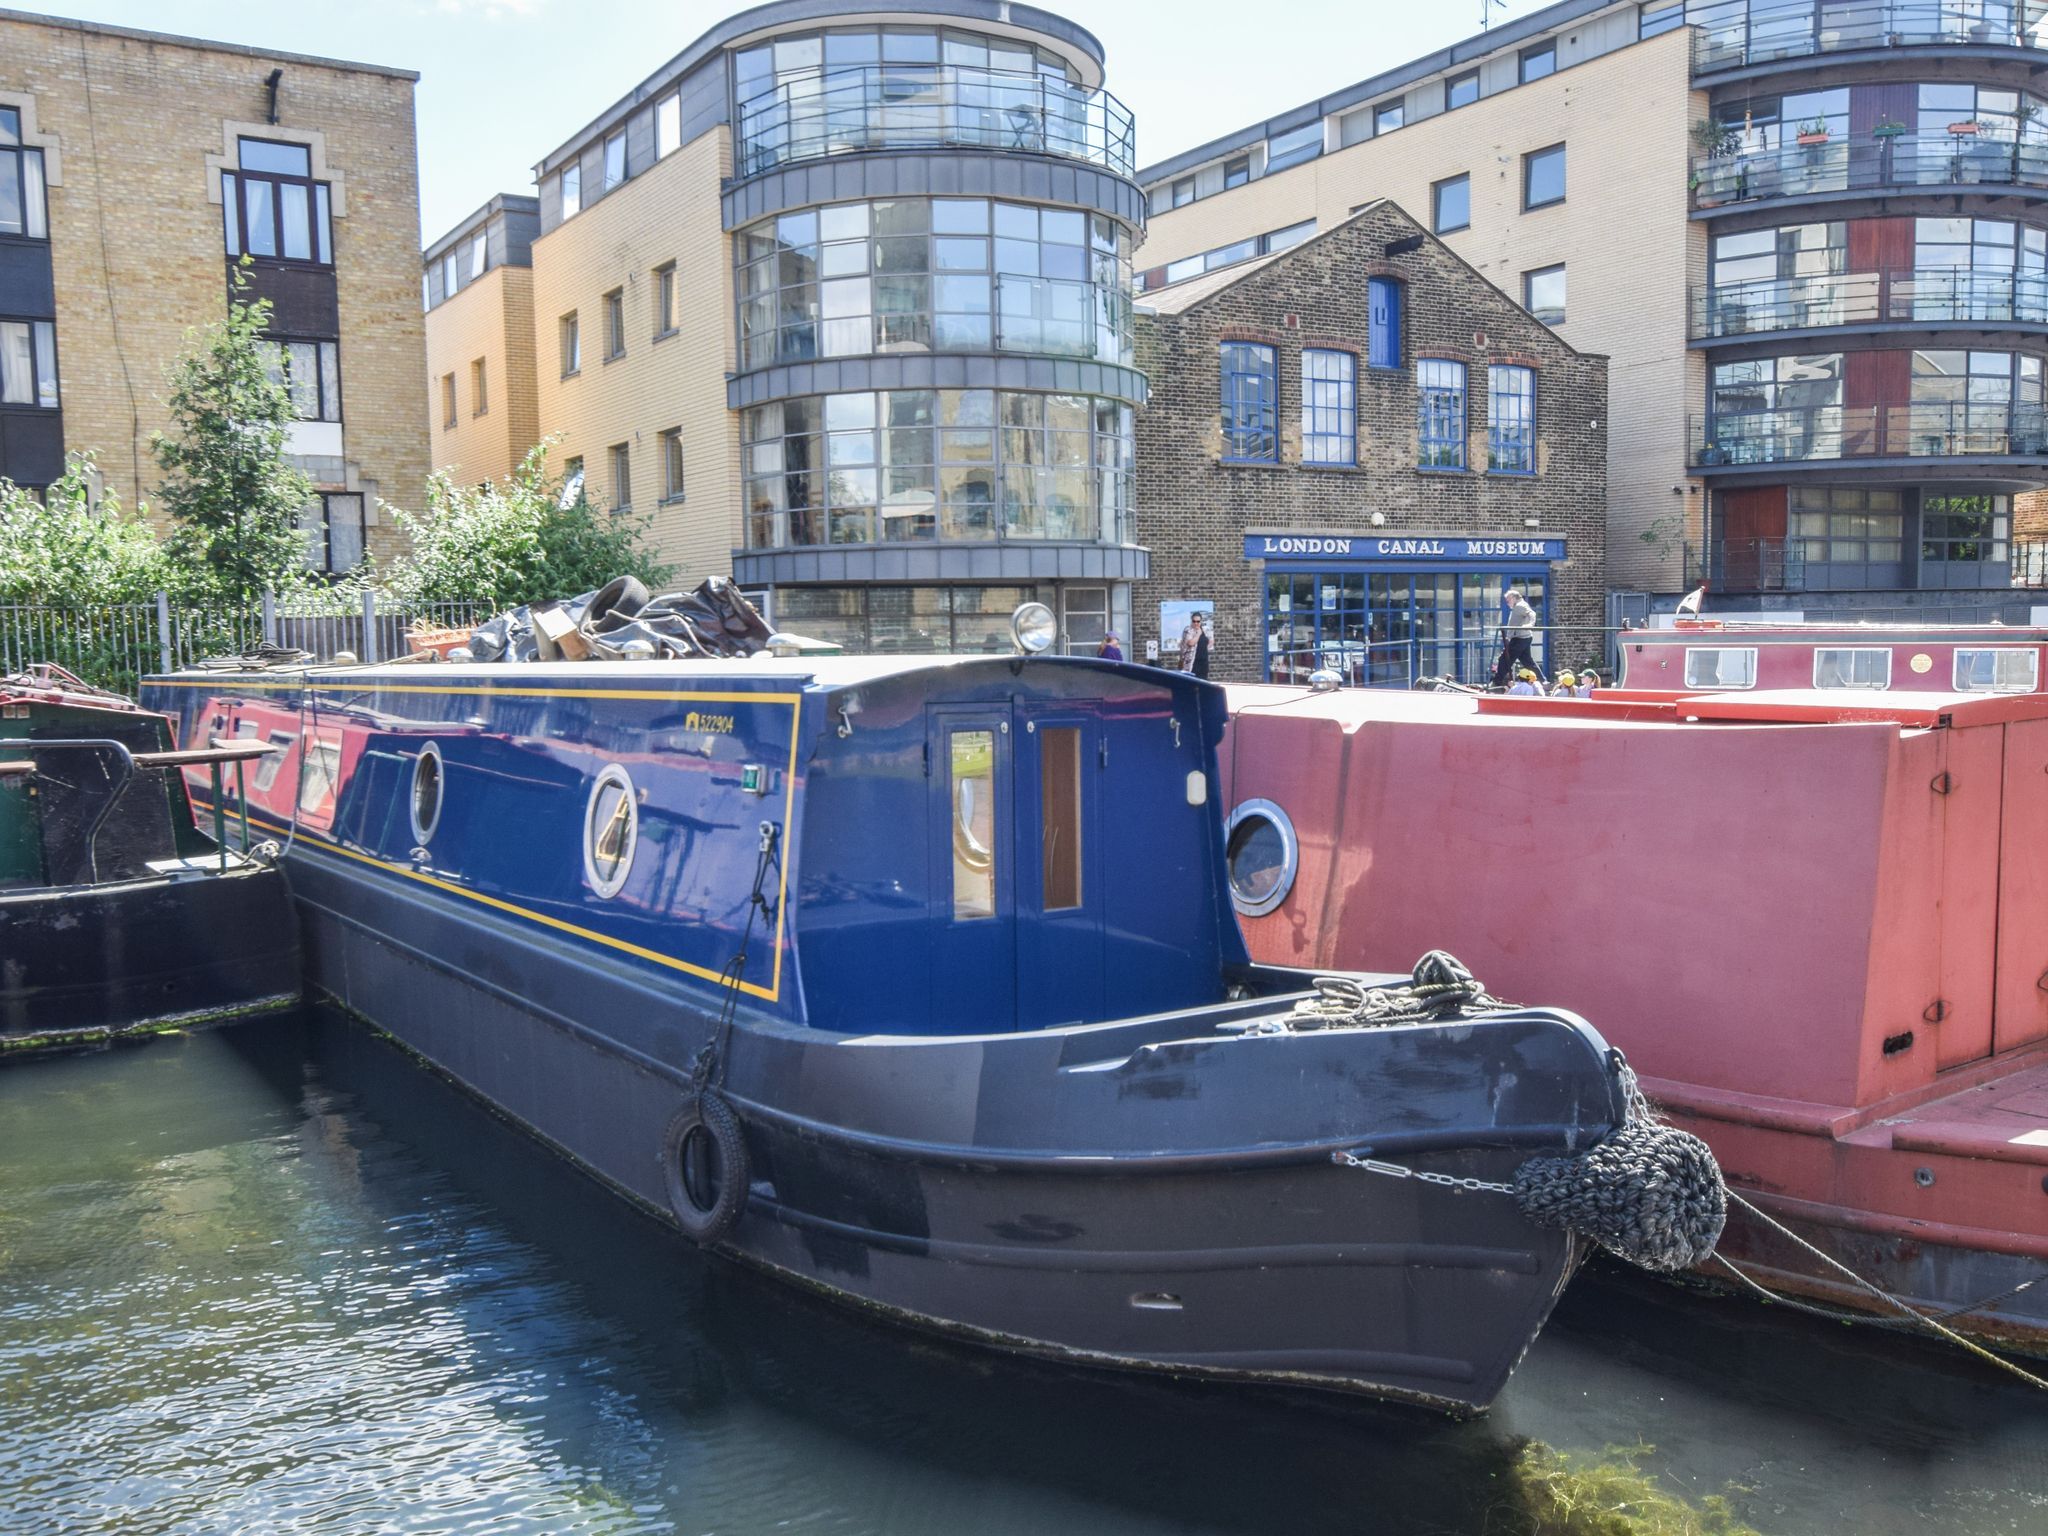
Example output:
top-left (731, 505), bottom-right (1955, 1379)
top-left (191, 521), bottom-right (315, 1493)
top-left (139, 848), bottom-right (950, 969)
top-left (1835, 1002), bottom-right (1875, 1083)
top-left (153, 270), bottom-right (312, 601)
top-left (381, 439), bottom-right (677, 611)
top-left (0, 453), bottom-right (169, 605)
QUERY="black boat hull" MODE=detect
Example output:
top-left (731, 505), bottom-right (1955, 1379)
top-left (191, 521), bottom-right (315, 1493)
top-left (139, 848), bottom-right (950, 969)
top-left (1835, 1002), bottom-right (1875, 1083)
top-left (297, 848), bottom-right (1606, 1415)
top-left (0, 860), bottom-right (301, 1050)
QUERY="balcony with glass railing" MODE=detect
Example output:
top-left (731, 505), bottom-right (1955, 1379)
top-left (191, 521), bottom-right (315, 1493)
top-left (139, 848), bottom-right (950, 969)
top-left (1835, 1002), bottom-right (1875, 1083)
top-left (1685, 536), bottom-right (1809, 590)
top-left (1691, 0), bottom-right (2048, 76)
top-left (1691, 130), bottom-right (2048, 209)
top-left (1690, 267), bottom-right (2048, 337)
top-left (1690, 400), bottom-right (2048, 466)
top-left (735, 65), bottom-right (1138, 182)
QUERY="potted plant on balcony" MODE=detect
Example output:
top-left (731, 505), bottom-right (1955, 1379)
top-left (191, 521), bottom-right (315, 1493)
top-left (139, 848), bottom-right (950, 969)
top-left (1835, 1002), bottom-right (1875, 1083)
top-left (1796, 116), bottom-right (1831, 147)
top-left (1948, 119), bottom-right (1981, 137)
top-left (1872, 116), bottom-right (1909, 140)
top-left (1690, 117), bottom-right (1741, 206)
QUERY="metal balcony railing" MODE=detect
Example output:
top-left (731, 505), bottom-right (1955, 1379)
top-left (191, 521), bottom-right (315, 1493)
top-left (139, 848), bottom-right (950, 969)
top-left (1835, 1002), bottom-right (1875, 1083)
top-left (1691, 131), bottom-right (2048, 209)
top-left (1689, 266), bottom-right (2048, 337)
top-left (1690, 401), bottom-right (2048, 466)
top-left (735, 64), bottom-right (1138, 181)
top-left (1684, 537), bottom-right (1809, 591)
top-left (1690, 0), bottom-right (2048, 75)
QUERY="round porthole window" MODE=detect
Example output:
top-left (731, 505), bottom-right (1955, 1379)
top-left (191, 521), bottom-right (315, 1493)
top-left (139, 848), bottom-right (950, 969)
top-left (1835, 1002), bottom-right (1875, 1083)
top-left (1224, 798), bottom-right (1298, 917)
top-left (584, 764), bottom-right (639, 900)
top-left (409, 742), bottom-right (444, 846)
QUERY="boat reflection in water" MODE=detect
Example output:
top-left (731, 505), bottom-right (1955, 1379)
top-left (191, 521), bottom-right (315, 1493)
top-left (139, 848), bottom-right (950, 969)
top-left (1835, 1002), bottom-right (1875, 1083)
top-left (143, 620), bottom-right (1694, 1416)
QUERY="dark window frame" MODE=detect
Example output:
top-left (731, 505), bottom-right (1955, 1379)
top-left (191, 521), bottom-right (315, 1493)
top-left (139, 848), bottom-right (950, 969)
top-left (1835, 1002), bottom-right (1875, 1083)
top-left (0, 315), bottom-right (59, 411)
top-left (1223, 155), bottom-right (1251, 189)
top-left (1519, 41), bottom-right (1557, 84)
top-left (270, 336), bottom-right (342, 423)
top-left (1171, 176), bottom-right (1195, 208)
top-left (0, 108), bottom-right (48, 242)
top-left (561, 312), bottom-right (581, 377)
top-left (301, 490), bottom-right (366, 576)
top-left (660, 426), bottom-right (686, 503)
top-left (471, 356), bottom-right (488, 418)
top-left (609, 441), bottom-right (632, 512)
top-left (1374, 99), bottom-right (1404, 134)
top-left (1523, 143), bottom-right (1567, 210)
top-left (1433, 173), bottom-right (1471, 234)
top-left (1446, 69), bottom-right (1480, 110)
top-left (1524, 263), bottom-right (1567, 325)
top-left (653, 261), bottom-right (678, 339)
top-left (1639, 0), bottom-right (1685, 40)
top-left (441, 370), bottom-right (456, 430)
top-left (223, 137), bottom-right (332, 268)
top-left (603, 287), bottom-right (626, 361)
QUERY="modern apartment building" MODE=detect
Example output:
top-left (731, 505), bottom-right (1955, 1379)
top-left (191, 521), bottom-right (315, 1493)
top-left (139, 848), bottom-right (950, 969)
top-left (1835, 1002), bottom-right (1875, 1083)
top-left (1135, 0), bottom-right (2048, 618)
top-left (423, 0), bottom-right (1148, 653)
top-left (424, 194), bottom-right (539, 487)
top-left (0, 9), bottom-right (429, 571)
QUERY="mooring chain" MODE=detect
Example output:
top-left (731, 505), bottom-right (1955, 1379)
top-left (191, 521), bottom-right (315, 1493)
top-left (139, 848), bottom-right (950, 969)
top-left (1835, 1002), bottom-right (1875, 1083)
top-left (1333, 1150), bottom-right (1515, 1196)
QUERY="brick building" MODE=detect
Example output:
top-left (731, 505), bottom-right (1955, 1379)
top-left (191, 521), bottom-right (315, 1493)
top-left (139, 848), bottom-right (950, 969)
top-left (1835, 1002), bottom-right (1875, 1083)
top-left (1133, 200), bottom-right (1607, 684)
top-left (0, 9), bottom-right (428, 569)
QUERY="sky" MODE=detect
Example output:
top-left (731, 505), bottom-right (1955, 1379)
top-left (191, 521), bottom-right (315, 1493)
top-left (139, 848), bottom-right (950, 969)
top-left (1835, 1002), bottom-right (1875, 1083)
top-left (25, 0), bottom-right (1522, 243)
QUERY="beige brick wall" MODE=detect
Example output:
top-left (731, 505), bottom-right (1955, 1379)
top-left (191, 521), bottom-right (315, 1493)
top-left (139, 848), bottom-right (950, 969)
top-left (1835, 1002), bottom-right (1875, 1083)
top-left (426, 263), bottom-right (538, 486)
top-left (0, 13), bottom-right (429, 559)
top-left (1138, 28), bottom-right (1706, 590)
top-left (529, 126), bottom-right (738, 581)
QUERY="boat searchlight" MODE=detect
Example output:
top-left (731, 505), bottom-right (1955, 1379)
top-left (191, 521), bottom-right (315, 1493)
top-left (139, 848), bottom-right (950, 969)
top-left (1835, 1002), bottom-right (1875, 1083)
top-left (1010, 602), bottom-right (1057, 655)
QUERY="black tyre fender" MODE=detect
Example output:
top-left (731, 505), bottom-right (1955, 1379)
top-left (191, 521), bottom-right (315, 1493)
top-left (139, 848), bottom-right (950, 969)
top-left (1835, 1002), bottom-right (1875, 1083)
top-left (588, 575), bottom-right (652, 633)
top-left (661, 1091), bottom-right (749, 1244)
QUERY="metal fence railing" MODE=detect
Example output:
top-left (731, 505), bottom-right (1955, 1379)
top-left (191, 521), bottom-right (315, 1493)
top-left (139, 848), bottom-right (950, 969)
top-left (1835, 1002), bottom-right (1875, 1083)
top-left (0, 592), bottom-right (482, 696)
top-left (1265, 626), bottom-right (1620, 690)
top-left (1689, 0), bottom-right (2048, 75)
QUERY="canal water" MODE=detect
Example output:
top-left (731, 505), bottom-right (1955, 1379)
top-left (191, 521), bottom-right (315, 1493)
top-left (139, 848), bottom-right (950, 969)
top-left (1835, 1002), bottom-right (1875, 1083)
top-left (2, 1010), bottom-right (2044, 1536)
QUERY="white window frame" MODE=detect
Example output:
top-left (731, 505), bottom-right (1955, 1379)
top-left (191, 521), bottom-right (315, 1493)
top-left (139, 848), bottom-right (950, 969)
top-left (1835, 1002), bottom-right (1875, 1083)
top-left (1813, 647), bottom-right (1892, 690)
top-left (1954, 646), bottom-right (2040, 692)
top-left (1683, 647), bottom-right (1758, 689)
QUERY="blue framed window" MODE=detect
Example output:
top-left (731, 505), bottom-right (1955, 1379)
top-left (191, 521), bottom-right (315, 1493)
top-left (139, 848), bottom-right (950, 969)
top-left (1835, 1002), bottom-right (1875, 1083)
top-left (1220, 341), bottom-right (1278, 461)
top-left (1302, 349), bottom-right (1356, 465)
top-left (1265, 122), bottom-right (1323, 174)
top-left (1418, 359), bottom-right (1467, 470)
top-left (1489, 365), bottom-right (1536, 473)
top-left (1368, 277), bottom-right (1402, 369)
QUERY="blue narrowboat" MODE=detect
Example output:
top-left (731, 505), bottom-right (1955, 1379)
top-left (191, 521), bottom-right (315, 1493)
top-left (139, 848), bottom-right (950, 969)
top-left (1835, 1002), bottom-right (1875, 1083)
top-left (142, 635), bottom-right (1689, 1414)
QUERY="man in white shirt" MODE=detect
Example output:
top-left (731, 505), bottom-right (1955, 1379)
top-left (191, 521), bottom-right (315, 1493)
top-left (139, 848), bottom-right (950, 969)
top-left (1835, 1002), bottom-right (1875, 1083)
top-left (1491, 587), bottom-right (1542, 687)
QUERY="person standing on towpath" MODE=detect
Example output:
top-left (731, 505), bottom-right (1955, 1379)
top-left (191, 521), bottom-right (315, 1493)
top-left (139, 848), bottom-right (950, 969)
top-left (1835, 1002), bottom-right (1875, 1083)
top-left (1491, 587), bottom-right (1541, 687)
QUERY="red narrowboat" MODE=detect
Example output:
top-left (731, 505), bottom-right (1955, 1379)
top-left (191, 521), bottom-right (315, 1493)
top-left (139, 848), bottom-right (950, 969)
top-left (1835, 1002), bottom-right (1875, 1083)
top-left (1617, 617), bottom-right (2048, 697)
top-left (1221, 679), bottom-right (2048, 1353)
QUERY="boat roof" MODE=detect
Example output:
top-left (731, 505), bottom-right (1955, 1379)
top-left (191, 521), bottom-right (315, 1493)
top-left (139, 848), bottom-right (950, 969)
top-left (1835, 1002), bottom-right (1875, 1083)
top-left (1225, 683), bottom-right (2048, 732)
top-left (147, 652), bottom-right (1204, 698)
top-left (1646, 619), bottom-right (2048, 639)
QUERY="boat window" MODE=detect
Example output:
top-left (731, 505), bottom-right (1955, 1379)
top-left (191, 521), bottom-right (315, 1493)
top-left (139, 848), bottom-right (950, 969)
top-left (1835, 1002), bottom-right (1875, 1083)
top-left (298, 736), bottom-right (342, 813)
top-left (1682, 647), bottom-right (1757, 690)
top-left (951, 729), bottom-right (996, 920)
top-left (1954, 647), bottom-right (2040, 693)
top-left (1813, 648), bottom-right (1891, 690)
top-left (584, 763), bottom-right (638, 899)
top-left (1224, 799), bottom-right (1297, 917)
top-left (410, 742), bottom-right (444, 845)
top-left (1040, 726), bottom-right (1083, 910)
top-left (252, 731), bottom-right (296, 793)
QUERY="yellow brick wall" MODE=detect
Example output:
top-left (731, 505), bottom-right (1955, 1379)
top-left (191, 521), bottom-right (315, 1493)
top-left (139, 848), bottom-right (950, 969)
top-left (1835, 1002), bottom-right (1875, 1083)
top-left (1138, 28), bottom-right (1706, 590)
top-left (529, 126), bottom-right (738, 582)
top-left (425, 263), bottom-right (538, 486)
top-left (0, 14), bottom-right (429, 559)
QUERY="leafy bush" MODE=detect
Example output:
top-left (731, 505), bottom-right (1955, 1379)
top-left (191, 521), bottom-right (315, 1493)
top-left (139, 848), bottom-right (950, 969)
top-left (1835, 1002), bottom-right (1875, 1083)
top-left (380, 439), bottom-right (677, 612)
top-left (0, 454), bottom-right (169, 606)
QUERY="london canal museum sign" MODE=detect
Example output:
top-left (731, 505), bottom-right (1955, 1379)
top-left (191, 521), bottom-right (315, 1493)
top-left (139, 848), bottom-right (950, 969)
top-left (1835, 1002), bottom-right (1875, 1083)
top-left (1244, 533), bottom-right (1567, 563)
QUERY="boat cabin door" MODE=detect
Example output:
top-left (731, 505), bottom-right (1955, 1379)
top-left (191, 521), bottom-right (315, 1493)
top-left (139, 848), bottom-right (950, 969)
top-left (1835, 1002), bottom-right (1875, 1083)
top-left (928, 703), bottom-right (1105, 1032)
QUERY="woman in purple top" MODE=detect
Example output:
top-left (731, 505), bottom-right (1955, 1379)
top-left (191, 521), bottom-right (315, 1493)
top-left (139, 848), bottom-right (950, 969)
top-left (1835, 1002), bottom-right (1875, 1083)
top-left (1097, 633), bottom-right (1124, 663)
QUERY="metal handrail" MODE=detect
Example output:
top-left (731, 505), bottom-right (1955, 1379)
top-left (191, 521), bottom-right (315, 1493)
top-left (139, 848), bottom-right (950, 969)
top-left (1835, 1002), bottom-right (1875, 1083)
top-left (1690, 0), bottom-right (2048, 75)
top-left (1691, 130), bottom-right (2048, 209)
top-left (1689, 266), bottom-right (2048, 338)
top-left (1691, 400), bottom-right (2048, 466)
top-left (735, 63), bottom-right (1138, 180)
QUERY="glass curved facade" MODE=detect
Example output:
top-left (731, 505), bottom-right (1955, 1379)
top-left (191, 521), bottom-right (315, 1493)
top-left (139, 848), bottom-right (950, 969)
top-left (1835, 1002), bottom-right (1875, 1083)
top-left (737, 198), bottom-right (1134, 368)
top-left (732, 26), bottom-right (1135, 179)
top-left (741, 388), bottom-right (1134, 550)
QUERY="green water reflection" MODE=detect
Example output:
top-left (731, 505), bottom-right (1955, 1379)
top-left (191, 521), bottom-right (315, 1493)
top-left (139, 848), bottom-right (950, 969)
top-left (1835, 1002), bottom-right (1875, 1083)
top-left (0, 1012), bottom-right (2042, 1535)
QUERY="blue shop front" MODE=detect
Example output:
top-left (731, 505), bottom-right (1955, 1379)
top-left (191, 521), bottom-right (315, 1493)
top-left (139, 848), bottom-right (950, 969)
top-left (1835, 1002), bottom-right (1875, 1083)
top-left (1248, 532), bottom-right (1568, 686)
